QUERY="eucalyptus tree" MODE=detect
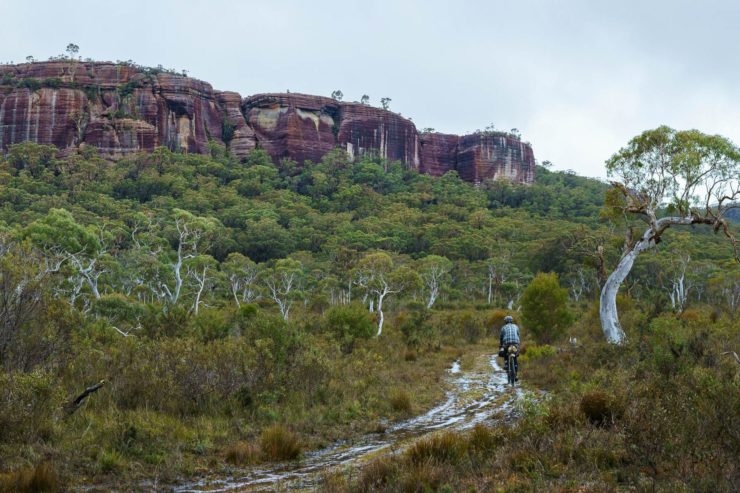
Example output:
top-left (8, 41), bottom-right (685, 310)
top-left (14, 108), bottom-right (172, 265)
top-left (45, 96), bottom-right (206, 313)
top-left (418, 255), bottom-right (452, 308)
top-left (601, 127), bottom-right (739, 343)
top-left (222, 252), bottom-right (259, 307)
top-left (186, 254), bottom-right (218, 315)
top-left (23, 208), bottom-right (108, 303)
top-left (160, 209), bottom-right (220, 306)
top-left (356, 252), bottom-right (420, 336)
top-left (708, 262), bottom-right (740, 316)
top-left (262, 258), bottom-right (303, 320)
top-left (484, 251), bottom-right (511, 305)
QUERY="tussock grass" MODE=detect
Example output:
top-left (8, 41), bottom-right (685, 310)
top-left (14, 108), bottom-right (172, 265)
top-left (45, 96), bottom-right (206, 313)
top-left (224, 441), bottom-right (260, 466)
top-left (0, 463), bottom-right (59, 493)
top-left (388, 391), bottom-right (412, 414)
top-left (405, 431), bottom-right (467, 466)
top-left (356, 457), bottom-right (397, 492)
top-left (259, 424), bottom-right (301, 461)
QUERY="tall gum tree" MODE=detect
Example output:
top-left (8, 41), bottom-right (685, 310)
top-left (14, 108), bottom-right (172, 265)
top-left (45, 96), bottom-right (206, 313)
top-left (601, 126), bottom-right (739, 344)
top-left (356, 252), bottom-right (419, 336)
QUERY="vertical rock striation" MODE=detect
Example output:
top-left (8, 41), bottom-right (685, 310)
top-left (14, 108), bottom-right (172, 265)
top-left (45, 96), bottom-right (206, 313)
top-left (0, 61), bottom-right (535, 184)
top-left (243, 93), bottom-right (339, 164)
top-left (337, 102), bottom-right (419, 168)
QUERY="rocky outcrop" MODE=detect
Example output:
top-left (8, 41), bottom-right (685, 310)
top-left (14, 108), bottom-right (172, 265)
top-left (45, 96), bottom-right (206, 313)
top-left (418, 131), bottom-right (535, 183)
top-left (337, 103), bottom-right (419, 167)
top-left (243, 93), bottom-right (339, 165)
top-left (0, 61), bottom-right (224, 157)
top-left (457, 133), bottom-right (536, 183)
top-left (216, 91), bottom-right (257, 157)
top-left (419, 132), bottom-right (459, 176)
top-left (0, 61), bottom-right (535, 184)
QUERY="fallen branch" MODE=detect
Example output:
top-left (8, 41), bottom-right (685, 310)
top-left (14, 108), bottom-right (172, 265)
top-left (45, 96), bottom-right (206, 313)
top-left (65, 380), bottom-right (106, 415)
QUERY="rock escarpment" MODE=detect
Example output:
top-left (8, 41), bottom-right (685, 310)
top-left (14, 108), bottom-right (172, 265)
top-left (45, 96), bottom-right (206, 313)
top-left (0, 61), bottom-right (534, 184)
top-left (0, 61), bottom-right (235, 157)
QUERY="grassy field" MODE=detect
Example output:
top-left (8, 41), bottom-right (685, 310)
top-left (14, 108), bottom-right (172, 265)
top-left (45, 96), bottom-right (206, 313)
top-left (322, 305), bottom-right (739, 492)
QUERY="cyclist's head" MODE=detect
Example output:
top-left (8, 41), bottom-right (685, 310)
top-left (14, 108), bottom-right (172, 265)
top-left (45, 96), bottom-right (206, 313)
top-left (504, 315), bottom-right (514, 323)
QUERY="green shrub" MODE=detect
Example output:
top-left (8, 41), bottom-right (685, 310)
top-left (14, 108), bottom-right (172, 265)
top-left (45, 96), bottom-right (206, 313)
top-left (397, 308), bottom-right (434, 348)
top-left (18, 78), bottom-right (41, 91)
top-left (522, 344), bottom-right (556, 360)
top-left (42, 78), bottom-right (62, 89)
top-left (117, 80), bottom-right (141, 99)
top-left (521, 272), bottom-right (572, 343)
top-left (437, 310), bottom-right (485, 344)
top-left (323, 303), bottom-right (374, 353)
top-left (142, 305), bottom-right (190, 338)
top-left (190, 308), bottom-right (232, 341)
top-left (1, 72), bottom-right (16, 86)
top-left (221, 120), bottom-right (236, 145)
top-left (93, 293), bottom-right (145, 324)
top-left (0, 370), bottom-right (58, 443)
top-left (459, 310), bottom-right (484, 343)
top-left (579, 390), bottom-right (617, 426)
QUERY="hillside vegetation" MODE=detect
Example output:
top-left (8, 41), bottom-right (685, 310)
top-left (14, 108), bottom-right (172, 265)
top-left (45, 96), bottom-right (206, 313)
top-left (0, 141), bottom-right (737, 491)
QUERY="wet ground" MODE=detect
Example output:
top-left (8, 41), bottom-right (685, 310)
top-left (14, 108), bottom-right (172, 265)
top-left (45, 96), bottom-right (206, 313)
top-left (175, 353), bottom-right (524, 492)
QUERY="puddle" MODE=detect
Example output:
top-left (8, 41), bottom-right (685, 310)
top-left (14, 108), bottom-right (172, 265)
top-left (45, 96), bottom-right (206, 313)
top-left (175, 354), bottom-right (523, 492)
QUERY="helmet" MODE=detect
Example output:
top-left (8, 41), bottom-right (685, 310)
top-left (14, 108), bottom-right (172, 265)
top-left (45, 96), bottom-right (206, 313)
top-left (504, 316), bottom-right (513, 323)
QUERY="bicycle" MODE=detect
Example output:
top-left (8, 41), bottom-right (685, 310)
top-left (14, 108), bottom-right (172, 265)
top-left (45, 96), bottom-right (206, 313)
top-left (505, 345), bottom-right (518, 387)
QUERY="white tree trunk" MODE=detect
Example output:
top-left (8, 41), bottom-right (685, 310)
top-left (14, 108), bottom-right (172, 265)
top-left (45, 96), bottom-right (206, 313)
top-left (229, 275), bottom-right (242, 307)
top-left (172, 246), bottom-right (184, 305)
top-left (192, 266), bottom-right (208, 315)
top-left (376, 293), bottom-right (385, 336)
top-left (427, 282), bottom-right (439, 309)
top-left (599, 249), bottom-right (636, 344)
top-left (600, 216), bottom-right (694, 344)
top-left (487, 273), bottom-right (493, 304)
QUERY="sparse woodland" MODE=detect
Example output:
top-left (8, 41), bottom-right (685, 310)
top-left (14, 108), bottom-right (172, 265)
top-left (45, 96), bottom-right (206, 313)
top-left (0, 132), bottom-right (737, 492)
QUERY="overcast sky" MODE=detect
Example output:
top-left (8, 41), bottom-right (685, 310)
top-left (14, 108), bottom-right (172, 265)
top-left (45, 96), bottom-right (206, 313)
top-left (1, 0), bottom-right (738, 178)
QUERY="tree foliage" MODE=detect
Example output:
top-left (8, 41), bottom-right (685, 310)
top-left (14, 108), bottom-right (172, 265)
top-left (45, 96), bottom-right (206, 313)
top-left (521, 272), bottom-right (572, 343)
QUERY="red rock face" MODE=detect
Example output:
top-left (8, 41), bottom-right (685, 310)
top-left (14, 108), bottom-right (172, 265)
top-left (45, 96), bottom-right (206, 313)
top-left (243, 93), bottom-right (339, 164)
top-left (216, 91), bottom-right (256, 158)
top-left (0, 87), bottom-right (87, 149)
top-left (0, 62), bottom-right (227, 157)
top-left (419, 131), bottom-right (536, 183)
top-left (337, 103), bottom-right (419, 168)
top-left (419, 132), bottom-right (459, 176)
top-left (457, 133), bottom-right (536, 183)
top-left (0, 61), bottom-right (535, 184)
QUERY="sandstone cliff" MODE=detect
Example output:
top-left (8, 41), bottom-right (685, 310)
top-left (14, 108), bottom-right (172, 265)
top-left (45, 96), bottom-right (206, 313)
top-left (0, 61), bottom-right (534, 184)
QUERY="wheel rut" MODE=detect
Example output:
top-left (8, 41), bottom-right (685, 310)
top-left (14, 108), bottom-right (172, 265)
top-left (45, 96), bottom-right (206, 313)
top-left (175, 353), bottom-right (524, 492)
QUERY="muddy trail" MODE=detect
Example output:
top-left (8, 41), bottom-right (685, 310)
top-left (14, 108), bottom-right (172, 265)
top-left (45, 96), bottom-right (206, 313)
top-left (175, 353), bottom-right (525, 492)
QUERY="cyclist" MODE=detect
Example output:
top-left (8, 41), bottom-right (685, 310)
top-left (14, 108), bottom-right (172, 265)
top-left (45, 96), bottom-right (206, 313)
top-left (499, 315), bottom-right (520, 378)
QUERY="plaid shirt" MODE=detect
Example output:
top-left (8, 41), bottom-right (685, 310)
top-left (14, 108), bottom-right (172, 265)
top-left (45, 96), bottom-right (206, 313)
top-left (500, 323), bottom-right (520, 347)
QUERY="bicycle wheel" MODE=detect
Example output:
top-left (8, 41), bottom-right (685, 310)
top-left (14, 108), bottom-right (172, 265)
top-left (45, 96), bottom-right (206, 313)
top-left (508, 354), bottom-right (517, 386)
